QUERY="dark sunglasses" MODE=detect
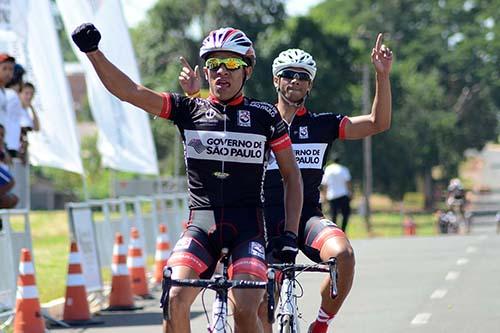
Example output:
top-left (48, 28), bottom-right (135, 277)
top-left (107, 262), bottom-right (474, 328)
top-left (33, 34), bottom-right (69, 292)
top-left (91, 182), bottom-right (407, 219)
top-left (278, 69), bottom-right (312, 81)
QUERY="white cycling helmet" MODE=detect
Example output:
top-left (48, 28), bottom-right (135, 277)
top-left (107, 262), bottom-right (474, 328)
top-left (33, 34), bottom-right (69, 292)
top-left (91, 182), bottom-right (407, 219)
top-left (272, 48), bottom-right (317, 80)
top-left (200, 27), bottom-right (256, 66)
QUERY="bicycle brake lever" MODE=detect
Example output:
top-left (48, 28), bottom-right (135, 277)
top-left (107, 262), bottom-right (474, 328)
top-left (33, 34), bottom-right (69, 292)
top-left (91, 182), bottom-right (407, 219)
top-left (267, 268), bottom-right (276, 324)
top-left (328, 257), bottom-right (338, 299)
top-left (160, 267), bottom-right (172, 320)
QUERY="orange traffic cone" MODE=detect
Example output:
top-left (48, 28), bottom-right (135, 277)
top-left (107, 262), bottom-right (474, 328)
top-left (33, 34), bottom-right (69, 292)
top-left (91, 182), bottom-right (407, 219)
top-left (105, 233), bottom-right (141, 311)
top-left (127, 228), bottom-right (152, 298)
top-left (153, 224), bottom-right (172, 284)
top-left (13, 248), bottom-right (45, 333)
top-left (63, 241), bottom-right (103, 326)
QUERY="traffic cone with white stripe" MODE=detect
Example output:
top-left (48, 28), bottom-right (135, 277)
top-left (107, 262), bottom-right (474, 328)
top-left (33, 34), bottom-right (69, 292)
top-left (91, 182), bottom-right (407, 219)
top-left (127, 227), bottom-right (152, 298)
top-left (63, 241), bottom-right (103, 326)
top-left (153, 224), bottom-right (172, 284)
top-left (105, 233), bottom-right (141, 311)
top-left (13, 248), bottom-right (45, 333)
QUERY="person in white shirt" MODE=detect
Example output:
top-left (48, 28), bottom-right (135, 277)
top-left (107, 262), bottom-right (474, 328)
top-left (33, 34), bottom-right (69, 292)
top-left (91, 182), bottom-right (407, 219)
top-left (0, 53), bottom-right (15, 128)
top-left (18, 82), bottom-right (40, 164)
top-left (322, 157), bottom-right (352, 231)
top-left (4, 64), bottom-right (29, 159)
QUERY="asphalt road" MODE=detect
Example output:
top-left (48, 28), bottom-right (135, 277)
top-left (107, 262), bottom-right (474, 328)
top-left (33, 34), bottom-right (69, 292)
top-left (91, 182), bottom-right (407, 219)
top-left (52, 145), bottom-right (500, 332)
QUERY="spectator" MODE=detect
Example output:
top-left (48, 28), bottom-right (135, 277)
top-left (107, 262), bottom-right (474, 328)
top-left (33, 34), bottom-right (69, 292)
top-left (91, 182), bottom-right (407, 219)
top-left (0, 124), bottom-right (18, 209)
top-left (322, 157), bottom-right (352, 232)
top-left (18, 82), bottom-right (40, 164)
top-left (5, 63), bottom-right (29, 158)
top-left (0, 53), bottom-right (15, 126)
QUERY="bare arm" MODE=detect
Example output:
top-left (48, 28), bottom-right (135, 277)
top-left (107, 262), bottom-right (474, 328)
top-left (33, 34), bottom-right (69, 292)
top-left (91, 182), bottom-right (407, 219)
top-left (86, 50), bottom-right (164, 116)
top-left (29, 106), bottom-right (40, 131)
top-left (344, 33), bottom-right (393, 140)
top-left (274, 146), bottom-right (303, 235)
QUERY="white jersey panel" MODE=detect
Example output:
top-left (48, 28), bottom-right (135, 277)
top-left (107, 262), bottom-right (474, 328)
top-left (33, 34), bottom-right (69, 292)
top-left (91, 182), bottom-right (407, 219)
top-left (185, 130), bottom-right (266, 164)
top-left (267, 143), bottom-right (328, 170)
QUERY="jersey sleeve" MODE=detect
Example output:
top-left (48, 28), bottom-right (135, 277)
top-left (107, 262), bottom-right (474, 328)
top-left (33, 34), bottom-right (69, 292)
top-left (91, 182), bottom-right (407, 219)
top-left (267, 105), bottom-right (291, 153)
top-left (158, 92), bottom-right (193, 125)
top-left (323, 113), bottom-right (348, 140)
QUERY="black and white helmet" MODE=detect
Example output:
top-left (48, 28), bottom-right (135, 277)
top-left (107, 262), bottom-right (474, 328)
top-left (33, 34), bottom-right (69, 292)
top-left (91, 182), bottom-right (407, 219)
top-left (272, 48), bottom-right (317, 80)
top-left (200, 27), bottom-right (256, 66)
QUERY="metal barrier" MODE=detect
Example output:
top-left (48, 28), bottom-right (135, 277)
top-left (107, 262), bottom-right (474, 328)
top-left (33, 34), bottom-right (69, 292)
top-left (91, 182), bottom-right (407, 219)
top-left (66, 193), bottom-right (188, 297)
top-left (0, 209), bottom-right (32, 328)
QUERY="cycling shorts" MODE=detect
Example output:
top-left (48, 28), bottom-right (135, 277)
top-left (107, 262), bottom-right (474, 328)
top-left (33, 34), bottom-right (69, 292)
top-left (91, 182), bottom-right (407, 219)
top-left (265, 205), bottom-right (346, 263)
top-left (167, 207), bottom-right (267, 281)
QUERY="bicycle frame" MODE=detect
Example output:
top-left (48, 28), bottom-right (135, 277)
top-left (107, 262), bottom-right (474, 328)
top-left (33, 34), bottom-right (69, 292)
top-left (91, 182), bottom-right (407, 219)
top-left (161, 248), bottom-right (275, 332)
top-left (269, 258), bottom-right (338, 333)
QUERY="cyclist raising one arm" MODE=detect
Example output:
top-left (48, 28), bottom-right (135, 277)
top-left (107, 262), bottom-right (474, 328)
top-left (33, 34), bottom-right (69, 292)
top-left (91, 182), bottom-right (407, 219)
top-left (264, 34), bottom-right (392, 333)
top-left (72, 24), bottom-right (303, 333)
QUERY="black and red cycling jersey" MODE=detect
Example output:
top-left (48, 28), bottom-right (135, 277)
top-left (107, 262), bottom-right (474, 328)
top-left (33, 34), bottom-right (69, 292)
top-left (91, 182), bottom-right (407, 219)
top-left (159, 93), bottom-right (291, 209)
top-left (264, 107), bottom-right (346, 208)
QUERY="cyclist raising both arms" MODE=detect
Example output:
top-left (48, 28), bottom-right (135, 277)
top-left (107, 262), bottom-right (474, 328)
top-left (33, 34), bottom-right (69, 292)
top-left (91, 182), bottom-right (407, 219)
top-left (71, 24), bottom-right (303, 333)
top-left (263, 33), bottom-right (392, 333)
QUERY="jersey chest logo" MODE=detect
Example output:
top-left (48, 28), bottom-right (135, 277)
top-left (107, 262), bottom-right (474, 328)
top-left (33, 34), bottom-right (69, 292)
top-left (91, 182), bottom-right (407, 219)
top-left (299, 126), bottom-right (308, 139)
top-left (205, 109), bottom-right (217, 119)
top-left (238, 110), bottom-right (251, 127)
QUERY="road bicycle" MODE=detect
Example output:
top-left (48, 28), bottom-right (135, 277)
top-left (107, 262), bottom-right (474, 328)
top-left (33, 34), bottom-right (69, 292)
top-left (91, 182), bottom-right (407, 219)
top-left (268, 258), bottom-right (338, 333)
top-left (161, 248), bottom-right (275, 332)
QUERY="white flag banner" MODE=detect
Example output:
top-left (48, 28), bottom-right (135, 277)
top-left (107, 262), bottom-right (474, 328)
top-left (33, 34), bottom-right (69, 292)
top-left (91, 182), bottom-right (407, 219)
top-left (0, 0), bottom-right (84, 174)
top-left (56, 0), bottom-right (159, 175)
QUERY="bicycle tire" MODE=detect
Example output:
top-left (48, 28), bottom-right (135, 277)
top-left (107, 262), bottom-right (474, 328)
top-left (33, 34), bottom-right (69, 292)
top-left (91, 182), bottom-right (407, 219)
top-left (278, 314), bottom-right (295, 333)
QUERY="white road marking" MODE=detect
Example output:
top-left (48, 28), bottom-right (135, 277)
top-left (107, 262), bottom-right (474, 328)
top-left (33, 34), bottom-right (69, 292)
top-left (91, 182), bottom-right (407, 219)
top-left (411, 313), bottom-right (432, 325)
top-left (456, 258), bottom-right (469, 265)
top-left (445, 271), bottom-right (460, 281)
top-left (430, 289), bottom-right (448, 299)
top-left (466, 246), bottom-right (477, 253)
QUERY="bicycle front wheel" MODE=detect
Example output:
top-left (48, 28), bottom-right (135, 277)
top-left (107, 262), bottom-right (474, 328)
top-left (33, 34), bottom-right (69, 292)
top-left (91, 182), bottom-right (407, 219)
top-left (278, 314), bottom-right (297, 333)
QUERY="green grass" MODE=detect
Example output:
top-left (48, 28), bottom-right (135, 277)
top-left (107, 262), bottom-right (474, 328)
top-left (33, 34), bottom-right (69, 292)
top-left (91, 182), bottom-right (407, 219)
top-left (9, 209), bottom-right (435, 303)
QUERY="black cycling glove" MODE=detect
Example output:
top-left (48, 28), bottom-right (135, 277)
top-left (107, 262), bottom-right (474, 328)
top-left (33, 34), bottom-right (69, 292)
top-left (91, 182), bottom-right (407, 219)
top-left (71, 23), bottom-right (101, 53)
top-left (271, 231), bottom-right (299, 263)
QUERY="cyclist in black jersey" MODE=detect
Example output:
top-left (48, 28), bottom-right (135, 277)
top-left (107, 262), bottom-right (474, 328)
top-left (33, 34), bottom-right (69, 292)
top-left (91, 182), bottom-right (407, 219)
top-left (180, 33), bottom-right (393, 333)
top-left (71, 24), bottom-right (303, 333)
top-left (179, 34), bottom-right (392, 333)
top-left (264, 34), bottom-right (393, 333)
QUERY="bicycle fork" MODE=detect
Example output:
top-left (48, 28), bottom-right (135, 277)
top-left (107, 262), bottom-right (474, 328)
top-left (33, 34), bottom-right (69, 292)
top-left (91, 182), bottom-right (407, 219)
top-left (277, 276), bottom-right (300, 332)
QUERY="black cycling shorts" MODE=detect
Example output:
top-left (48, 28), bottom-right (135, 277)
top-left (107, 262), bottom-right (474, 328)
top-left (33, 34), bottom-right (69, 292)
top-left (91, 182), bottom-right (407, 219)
top-left (167, 207), bottom-right (267, 280)
top-left (265, 205), bottom-right (346, 263)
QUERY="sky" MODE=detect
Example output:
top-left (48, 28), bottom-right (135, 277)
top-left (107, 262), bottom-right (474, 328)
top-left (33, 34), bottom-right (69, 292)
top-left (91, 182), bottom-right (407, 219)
top-left (121, 0), bottom-right (323, 27)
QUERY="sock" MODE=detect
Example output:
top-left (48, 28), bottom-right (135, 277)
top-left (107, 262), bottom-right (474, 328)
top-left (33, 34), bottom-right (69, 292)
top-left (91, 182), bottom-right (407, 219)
top-left (310, 306), bottom-right (335, 333)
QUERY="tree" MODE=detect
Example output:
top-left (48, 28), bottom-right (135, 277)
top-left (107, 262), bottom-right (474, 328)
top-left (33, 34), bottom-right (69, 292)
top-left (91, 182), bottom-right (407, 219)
top-left (131, 0), bottom-right (288, 173)
top-left (310, 0), bottom-right (499, 204)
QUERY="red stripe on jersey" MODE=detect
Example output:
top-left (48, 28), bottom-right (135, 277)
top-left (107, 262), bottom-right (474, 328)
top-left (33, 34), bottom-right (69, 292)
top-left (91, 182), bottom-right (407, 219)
top-left (270, 134), bottom-right (292, 152)
top-left (159, 92), bottom-right (172, 119)
top-left (296, 106), bottom-right (307, 116)
top-left (339, 116), bottom-right (349, 139)
top-left (208, 94), bottom-right (244, 106)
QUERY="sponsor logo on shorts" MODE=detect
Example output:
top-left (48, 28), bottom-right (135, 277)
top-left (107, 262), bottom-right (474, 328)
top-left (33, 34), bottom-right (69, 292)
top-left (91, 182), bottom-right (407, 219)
top-left (249, 241), bottom-right (265, 259)
top-left (174, 237), bottom-right (192, 251)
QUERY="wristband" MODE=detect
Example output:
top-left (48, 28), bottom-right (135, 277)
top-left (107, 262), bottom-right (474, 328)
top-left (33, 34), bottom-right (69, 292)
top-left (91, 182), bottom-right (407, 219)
top-left (184, 91), bottom-right (201, 98)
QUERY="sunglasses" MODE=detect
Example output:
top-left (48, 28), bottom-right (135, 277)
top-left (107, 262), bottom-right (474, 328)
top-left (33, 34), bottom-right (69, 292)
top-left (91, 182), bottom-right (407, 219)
top-left (205, 57), bottom-right (248, 71)
top-left (278, 69), bottom-right (312, 81)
